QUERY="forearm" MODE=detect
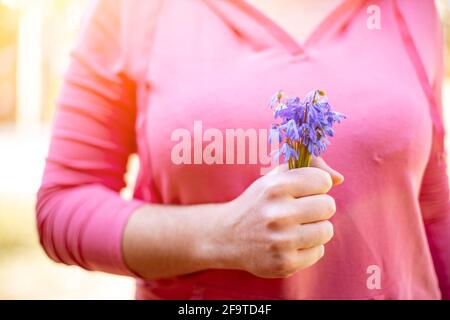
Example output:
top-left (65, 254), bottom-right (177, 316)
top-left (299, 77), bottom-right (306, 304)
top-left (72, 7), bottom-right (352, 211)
top-left (122, 202), bottom-right (230, 280)
top-left (123, 162), bottom-right (341, 281)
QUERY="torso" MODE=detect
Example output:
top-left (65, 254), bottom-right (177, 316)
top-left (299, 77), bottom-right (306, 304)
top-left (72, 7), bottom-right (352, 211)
top-left (126, 0), bottom-right (442, 299)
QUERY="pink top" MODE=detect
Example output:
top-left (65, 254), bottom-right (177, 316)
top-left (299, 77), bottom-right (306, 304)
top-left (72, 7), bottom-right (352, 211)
top-left (37, 0), bottom-right (450, 299)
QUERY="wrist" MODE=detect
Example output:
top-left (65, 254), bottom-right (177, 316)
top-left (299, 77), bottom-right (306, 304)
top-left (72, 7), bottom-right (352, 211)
top-left (195, 201), bottom-right (238, 271)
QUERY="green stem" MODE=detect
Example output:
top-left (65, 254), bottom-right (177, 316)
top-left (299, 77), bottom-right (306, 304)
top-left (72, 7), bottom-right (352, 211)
top-left (298, 143), bottom-right (311, 168)
top-left (295, 95), bottom-right (313, 168)
top-left (287, 140), bottom-right (311, 169)
top-left (287, 139), bottom-right (293, 170)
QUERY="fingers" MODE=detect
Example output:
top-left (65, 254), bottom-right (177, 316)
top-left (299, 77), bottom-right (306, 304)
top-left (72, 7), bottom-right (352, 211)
top-left (273, 167), bottom-right (333, 198)
top-left (266, 163), bottom-right (289, 176)
top-left (267, 157), bottom-right (343, 186)
top-left (294, 194), bottom-right (336, 223)
top-left (263, 158), bottom-right (342, 200)
top-left (310, 157), bottom-right (344, 186)
top-left (272, 194), bottom-right (336, 226)
top-left (273, 220), bottom-right (333, 251)
top-left (265, 224), bottom-right (331, 277)
top-left (298, 245), bottom-right (325, 268)
top-left (292, 245), bottom-right (325, 270)
top-left (292, 221), bottom-right (334, 249)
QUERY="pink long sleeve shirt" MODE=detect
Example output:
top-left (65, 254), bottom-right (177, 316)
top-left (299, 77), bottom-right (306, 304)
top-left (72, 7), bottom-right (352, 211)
top-left (37, 0), bottom-right (450, 299)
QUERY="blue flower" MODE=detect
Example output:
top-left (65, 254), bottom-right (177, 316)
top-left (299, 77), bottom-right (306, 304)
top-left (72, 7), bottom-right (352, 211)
top-left (268, 124), bottom-right (282, 144)
top-left (278, 142), bottom-right (298, 161)
top-left (268, 89), bottom-right (345, 167)
top-left (280, 119), bottom-right (300, 141)
top-left (269, 90), bottom-right (284, 109)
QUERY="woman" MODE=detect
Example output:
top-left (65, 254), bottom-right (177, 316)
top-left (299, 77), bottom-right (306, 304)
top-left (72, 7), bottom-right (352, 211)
top-left (37, 0), bottom-right (449, 299)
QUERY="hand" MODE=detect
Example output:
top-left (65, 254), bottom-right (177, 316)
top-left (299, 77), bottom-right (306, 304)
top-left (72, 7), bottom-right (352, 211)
top-left (211, 158), bottom-right (343, 278)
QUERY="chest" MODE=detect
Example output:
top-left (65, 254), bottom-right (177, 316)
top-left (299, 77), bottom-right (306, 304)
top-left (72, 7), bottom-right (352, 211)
top-left (134, 0), bottom-right (433, 203)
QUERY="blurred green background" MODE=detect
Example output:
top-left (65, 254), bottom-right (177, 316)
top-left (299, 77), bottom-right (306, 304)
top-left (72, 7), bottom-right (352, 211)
top-left (0, 0), bottom-right (449, 299)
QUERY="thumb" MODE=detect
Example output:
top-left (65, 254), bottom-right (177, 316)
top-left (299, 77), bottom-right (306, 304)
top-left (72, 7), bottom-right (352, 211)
top-left (310, 157), bottom-right (344, 186)
top-left (266, 163), bottom-right (289, 176)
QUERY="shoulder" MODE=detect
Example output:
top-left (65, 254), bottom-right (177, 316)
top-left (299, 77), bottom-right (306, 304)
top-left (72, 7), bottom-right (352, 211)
top-left (119, 0), bottom-right (164, 24)
top-left (81, 0), bottom-right (164, 33)
top-left (77, 0), bottom-right (164, 73)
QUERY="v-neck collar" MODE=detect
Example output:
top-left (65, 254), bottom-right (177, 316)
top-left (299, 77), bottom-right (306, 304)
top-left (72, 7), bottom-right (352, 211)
top-left (225, 0), bottom-right (366, 56)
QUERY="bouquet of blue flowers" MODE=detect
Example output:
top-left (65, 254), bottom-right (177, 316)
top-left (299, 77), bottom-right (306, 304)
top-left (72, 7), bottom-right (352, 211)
top-left (269, 90), bottom-right (345, 169)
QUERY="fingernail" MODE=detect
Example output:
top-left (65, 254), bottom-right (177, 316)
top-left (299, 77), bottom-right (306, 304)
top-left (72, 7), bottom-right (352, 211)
top-left (334, 172), bottom-right (344, 185)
